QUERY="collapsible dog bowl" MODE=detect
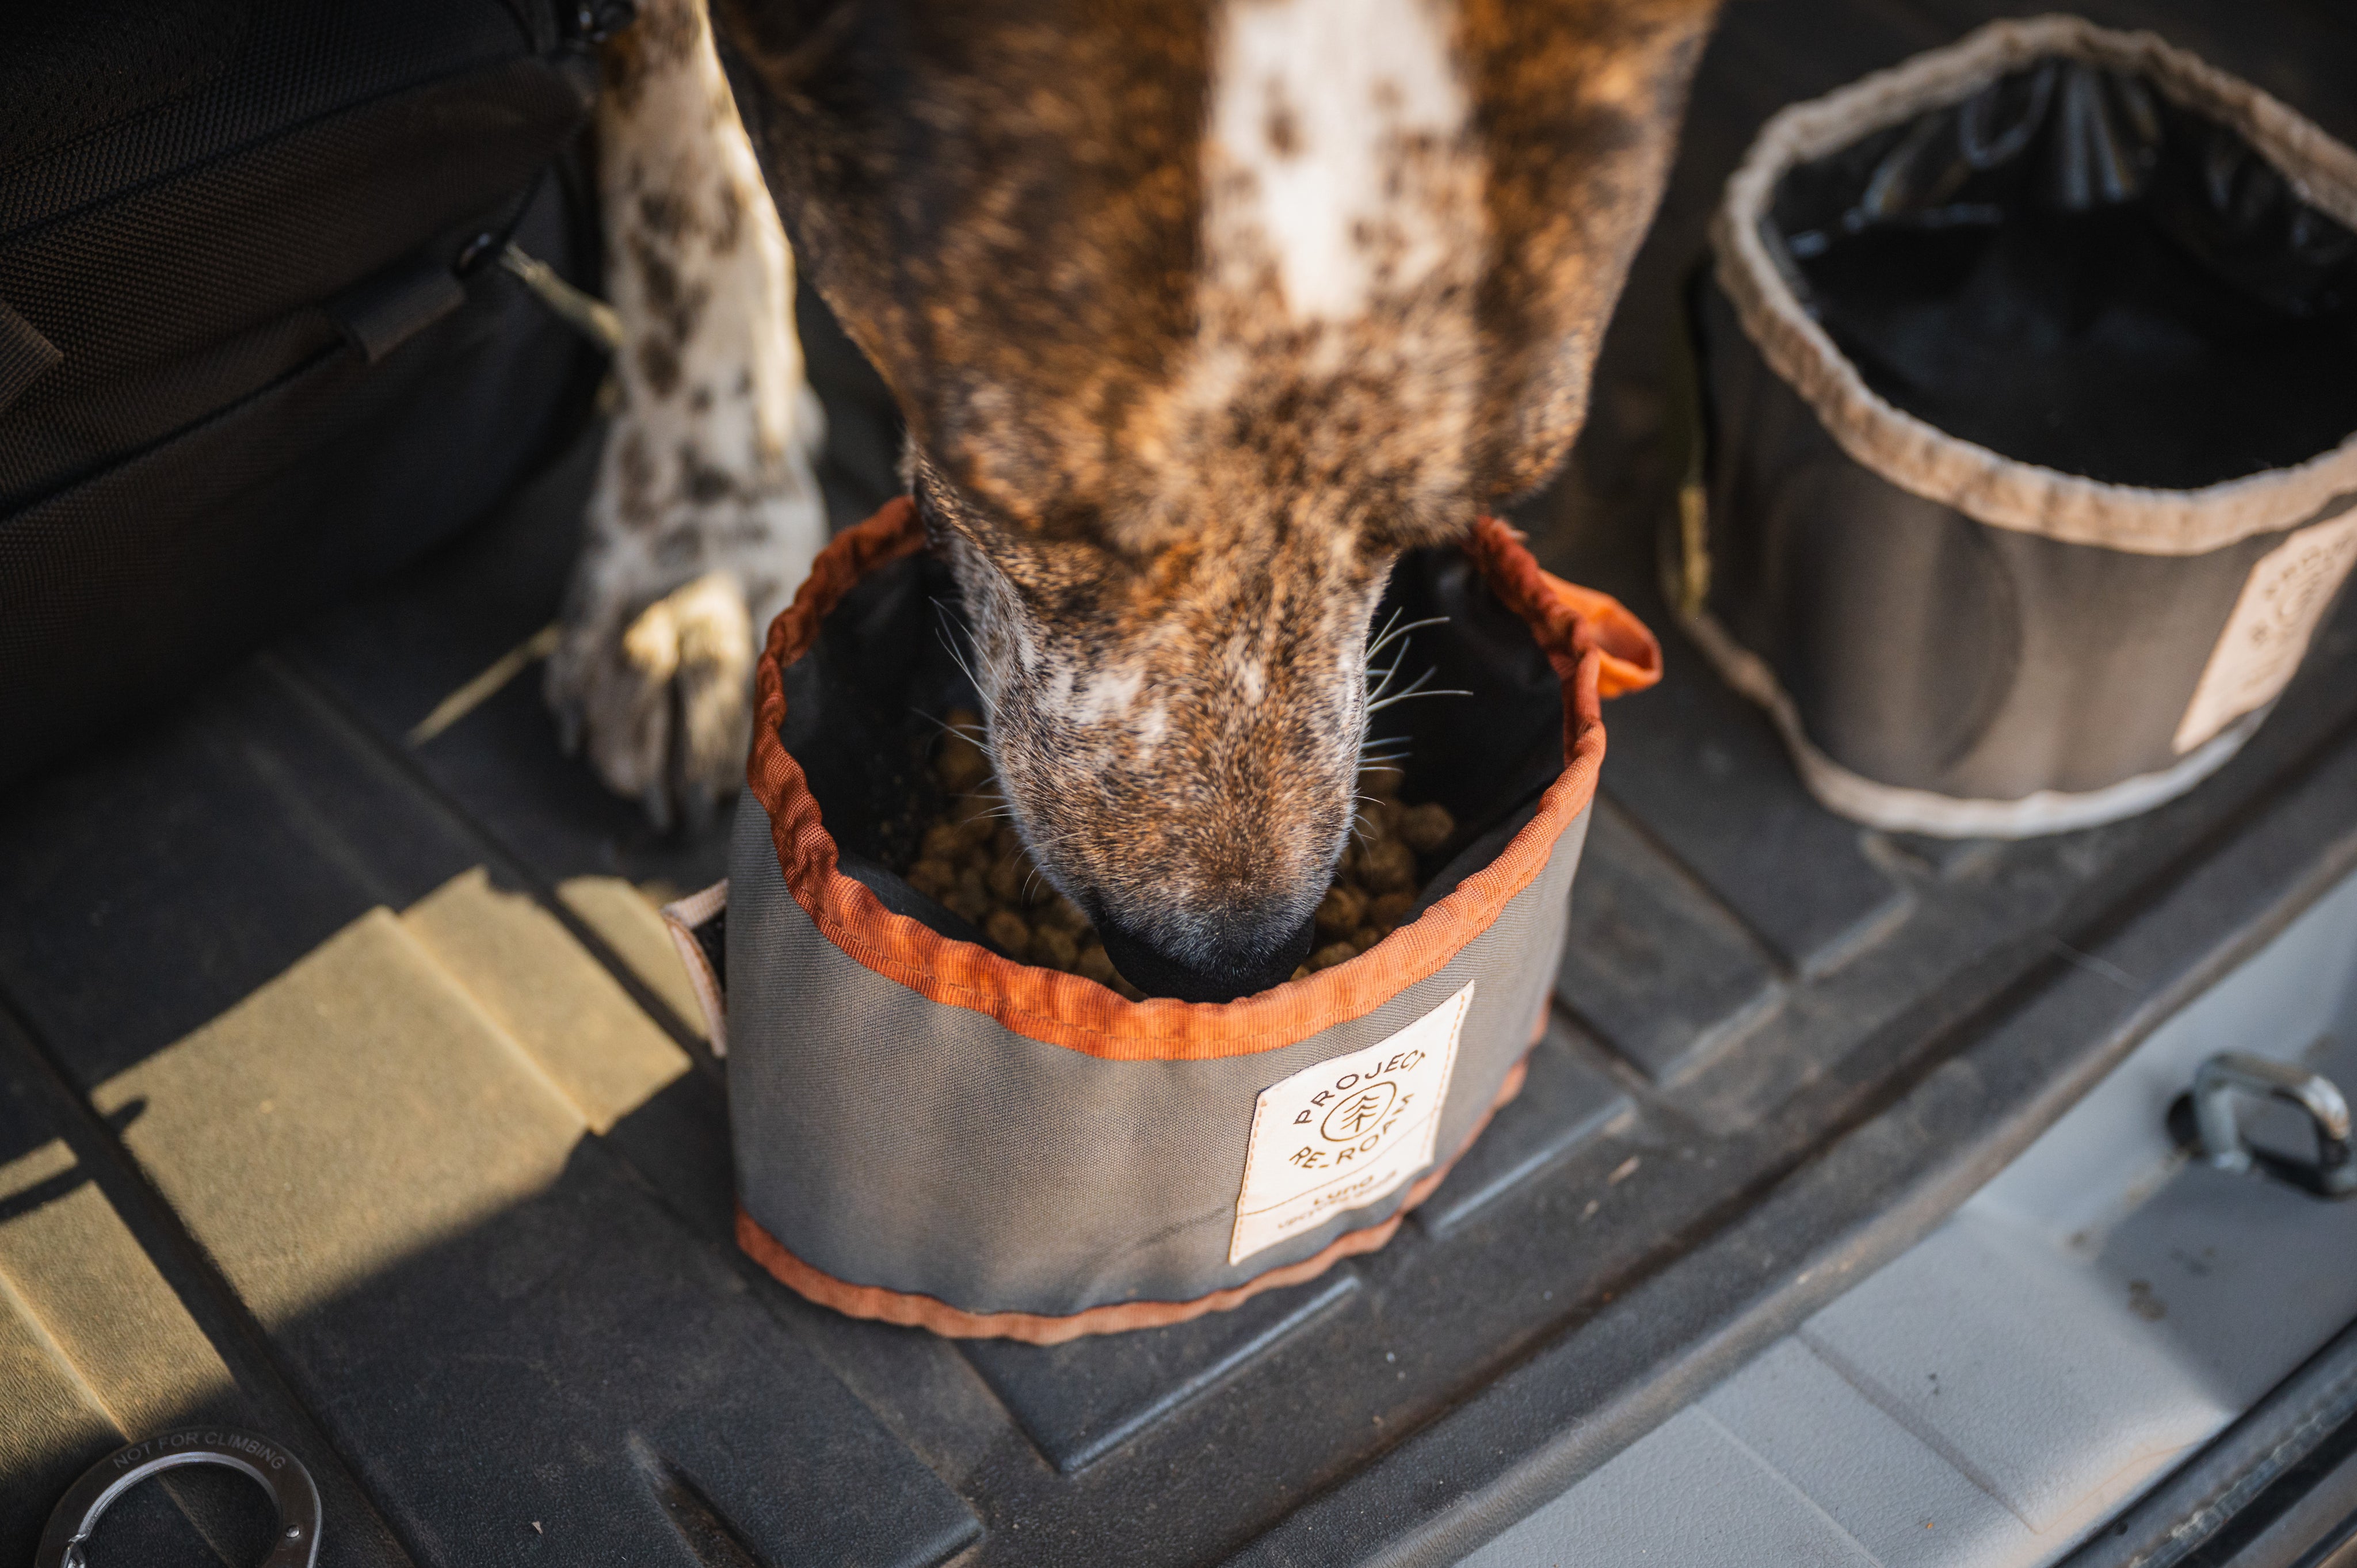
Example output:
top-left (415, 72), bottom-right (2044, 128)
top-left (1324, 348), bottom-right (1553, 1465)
top-left (661, 498), bottom-right (1657, 1342)
top-left (1679, 15), bottom-right (2357, 837)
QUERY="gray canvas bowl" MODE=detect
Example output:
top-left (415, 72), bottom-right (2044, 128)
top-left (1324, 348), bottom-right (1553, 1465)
top-left (660, 499), bottom-right (1659, 1342)
top-left (1681, 14), bottom-right (2357, 837)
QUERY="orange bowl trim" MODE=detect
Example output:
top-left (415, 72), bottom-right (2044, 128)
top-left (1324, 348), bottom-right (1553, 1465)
top-left (746, 501), bottom-right (1630, 1061)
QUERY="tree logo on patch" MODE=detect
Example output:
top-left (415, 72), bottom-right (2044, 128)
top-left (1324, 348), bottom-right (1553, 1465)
top-left (1321, 1081), bottom-right (1398, 1142)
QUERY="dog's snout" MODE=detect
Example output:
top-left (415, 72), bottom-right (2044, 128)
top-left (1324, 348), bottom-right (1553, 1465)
top-left (929, 478), bottom-right (1382, 1004)
top-left (1093, 899), bottom-right (1318, 1005)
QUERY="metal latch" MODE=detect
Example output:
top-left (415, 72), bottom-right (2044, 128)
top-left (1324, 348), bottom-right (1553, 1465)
top-left (2169, 1051), bottom-right (2356, 1199)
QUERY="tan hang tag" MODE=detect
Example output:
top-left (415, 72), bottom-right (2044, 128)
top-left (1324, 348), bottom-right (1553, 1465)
top-left (2175, 512), bottom-right (2357, 755)
top-left (1229, 981), bottom-right (1473, 1266)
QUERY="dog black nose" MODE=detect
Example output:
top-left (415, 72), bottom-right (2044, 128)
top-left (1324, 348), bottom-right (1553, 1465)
top-left (1094, 910), bottom-right (1317, 1004)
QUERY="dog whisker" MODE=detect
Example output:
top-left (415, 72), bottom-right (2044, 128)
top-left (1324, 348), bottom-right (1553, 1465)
top-left (1364, 664), bottom-right (1471, 716)
top-left (928, 598), bottom-right (990, 715)
top-left (1366, 689), bottom-right (1473, 715)
top-left (1366, 615), bottom-right (1448, 662)
top-left (909, 707), bottom-right (989, 745)
top-left (1008, 825), bottom-right (1086, 859)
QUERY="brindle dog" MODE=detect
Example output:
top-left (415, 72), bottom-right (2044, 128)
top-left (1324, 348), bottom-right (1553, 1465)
top-left (557, 0), bottom-right (1719, 1001)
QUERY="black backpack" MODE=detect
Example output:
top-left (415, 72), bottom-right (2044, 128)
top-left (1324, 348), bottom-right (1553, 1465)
top-left (0, 0), bottom-right (612, 788)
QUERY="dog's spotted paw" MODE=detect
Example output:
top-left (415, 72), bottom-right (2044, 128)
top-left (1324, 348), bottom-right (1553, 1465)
top-left (560, 0), bottom-right (824, 834)
top-left (548, 570), bottom-right (761, 834)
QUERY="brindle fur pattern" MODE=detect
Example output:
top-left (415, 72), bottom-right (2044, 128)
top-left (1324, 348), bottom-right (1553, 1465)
top-left (720, 0), bottom-right (1714, 979)
top-left (551, 0), bottom-right (826, 830)
top-left (589, 0), bottom-right (1715, 982)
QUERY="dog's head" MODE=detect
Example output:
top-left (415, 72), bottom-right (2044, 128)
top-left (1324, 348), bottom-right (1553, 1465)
top-left (729, 0), bottom-right (1714, 997)
top-left (914, 451), bottom-right (1435, 999)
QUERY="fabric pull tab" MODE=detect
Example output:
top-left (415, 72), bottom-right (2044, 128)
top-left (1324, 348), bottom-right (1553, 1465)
top-left (0, 300), bottom-right (62, 416)
top-left (333, 258), bottom-right (467, 365)
top-left (1538, 571), bottom-right (1664, 699)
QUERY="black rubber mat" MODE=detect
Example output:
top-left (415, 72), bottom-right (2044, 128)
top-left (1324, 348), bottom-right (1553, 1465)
top-left (3, 2), bottom-right (2354, 1565)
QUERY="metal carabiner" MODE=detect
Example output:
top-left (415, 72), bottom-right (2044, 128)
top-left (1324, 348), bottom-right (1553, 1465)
top-left (35, 1427), bottom-right (321, 1568)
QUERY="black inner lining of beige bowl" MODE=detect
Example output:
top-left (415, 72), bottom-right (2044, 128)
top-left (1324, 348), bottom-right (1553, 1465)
top-left (1769, 57), bottom-right (2357, 489)
top-left (776, 544), bottom-right (1566, 992)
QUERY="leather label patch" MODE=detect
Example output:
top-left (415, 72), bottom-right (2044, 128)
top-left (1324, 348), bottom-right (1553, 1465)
top-left (2175, 511), bottom-right (2357, 754)
top-left (1230, 981), bottom-right (1473, 1266)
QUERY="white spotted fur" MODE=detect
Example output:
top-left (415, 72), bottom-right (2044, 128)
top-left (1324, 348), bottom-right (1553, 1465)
top-left (1152, 0), bottom-right (1492, 535)
top-left (550, 0), bottom-right (826, 829)
top-left (1207, 0), bottom-right (1473, 326)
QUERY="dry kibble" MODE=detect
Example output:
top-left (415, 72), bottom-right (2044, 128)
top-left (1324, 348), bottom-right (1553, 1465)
top-left (936, 728), bottom-right (992, 793)
top-left (901, 718), bottom-right (1452, 993)
top-left (987, 854), bottom-right (1032, 906)
top-left (1361, 837), bottom-right (1416, 894)
top-left (947, 867), bottom-right (993, 925)
top-left (1075, 944), bottom-right (1147, 1002)
top-left (1313, 883), bottom-right (1367, 939)
top-left (1033, 925), bottom-right (1080, 971)
top-left (1399, 801), bottom-right (1455, 853)
top-left (1076, 943), bottom-right (1122, 987)
top-left (984, 908), bottom-right (1031, 959)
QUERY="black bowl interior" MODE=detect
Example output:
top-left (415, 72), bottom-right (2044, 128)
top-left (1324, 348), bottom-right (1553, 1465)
top-left (1768, 56), bottom-right (2357, 489)
top-left (775, 542), bottom-right (1567, 974)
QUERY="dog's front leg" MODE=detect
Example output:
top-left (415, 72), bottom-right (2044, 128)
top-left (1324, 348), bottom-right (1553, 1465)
top-left (549, 0), bottom-right (823, 831)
